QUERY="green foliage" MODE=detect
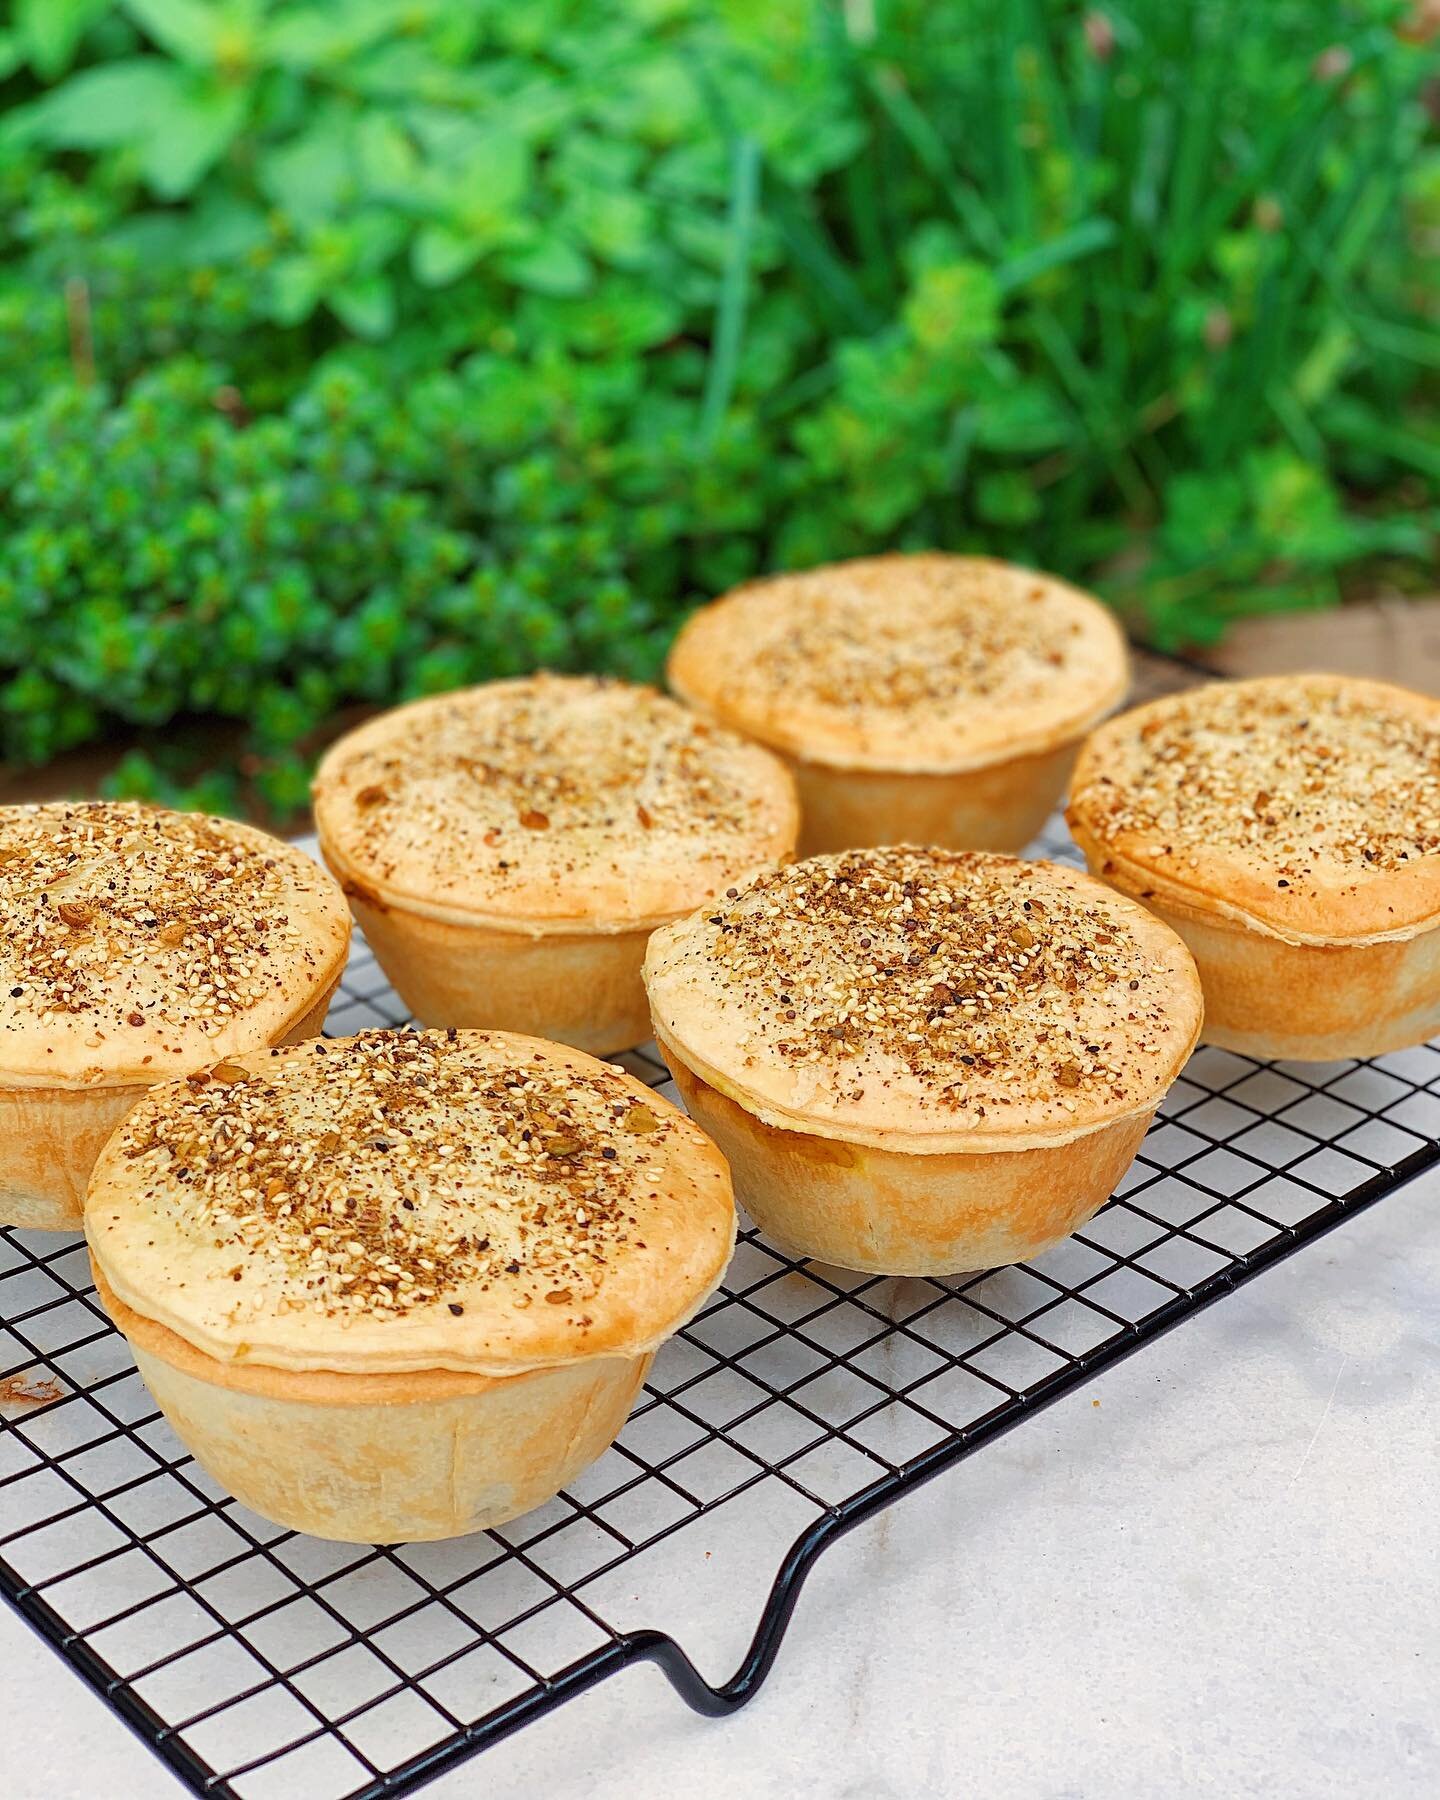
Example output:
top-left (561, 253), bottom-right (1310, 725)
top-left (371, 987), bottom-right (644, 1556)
top-left (0, 0), bottom-right (1436, 809)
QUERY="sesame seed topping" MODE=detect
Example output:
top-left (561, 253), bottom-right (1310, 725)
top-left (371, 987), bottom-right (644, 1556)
top-left (1073, 677), bottom-right (1440, 897)
top-left (0, 801), bottom-right (346, 1073)
top-left (647, 848), bottom-right (1198, 1131)
top-left (671, 556), bottom-right (1126, 769)
top-left (95, 1029), bottom-right (715, 1330)
top-left (313, 674), bottom-right (795, 922)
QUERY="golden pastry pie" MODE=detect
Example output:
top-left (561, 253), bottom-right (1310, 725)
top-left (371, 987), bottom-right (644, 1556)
top-left (0, 801), bottom-right (349, 1231)
top-left (667, 554), bottom-right (1128, 856)
top-left (1068, 673), bottom-right (1440, 1060)
top-left (87, 1028), bottom-right (734, 1543)
top-left (312, 675), bottom-right (798, 1054)
top-left (643, 847), bottom-right (1201, 1275)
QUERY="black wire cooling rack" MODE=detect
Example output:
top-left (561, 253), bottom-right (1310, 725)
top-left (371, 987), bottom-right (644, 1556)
top-left (5, 654), bottom-right (1440, 1800)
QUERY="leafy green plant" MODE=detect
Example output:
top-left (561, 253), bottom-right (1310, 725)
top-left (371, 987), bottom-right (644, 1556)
top-left (0, 0), bottom-right (1436, 810)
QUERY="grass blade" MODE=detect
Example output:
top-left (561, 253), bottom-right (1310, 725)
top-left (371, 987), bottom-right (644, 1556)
top-left (699, 133), bottom-right (761, 450)
top-left (994, 217), bottom-right (1117, 293)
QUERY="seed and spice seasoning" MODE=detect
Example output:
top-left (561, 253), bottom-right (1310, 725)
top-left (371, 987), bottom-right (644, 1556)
top-left (649, 848), bottom-right (1195, 1130)
top-left (1072, 679), bottom-right (1440, 896)
top-left (100, 1029), bottom-right (690, 1325)
top-left (313, 674), bottom-right (794, 919)
top-left (0, 801), bottom-right (345, 1063)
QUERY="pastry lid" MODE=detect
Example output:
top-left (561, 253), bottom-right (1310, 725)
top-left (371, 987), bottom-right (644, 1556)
top-left (1068, 674), bottom-right (1440, 943)
top-left (87, 1029), bottom-right (735, 1377)
top-left (644, 847), bottom-right (1202, 1153)
top-left (666, 555), bottom-right (1129, 774)
top-left (0, 802), bottom-right (349, 1089)
top-left (311, 675), bottom-right (798, 932)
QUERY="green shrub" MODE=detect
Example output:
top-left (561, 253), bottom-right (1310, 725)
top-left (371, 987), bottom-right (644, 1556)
top-left (0, 0), bottom-right (1436, 809)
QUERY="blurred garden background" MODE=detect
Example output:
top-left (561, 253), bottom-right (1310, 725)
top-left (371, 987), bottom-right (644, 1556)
top-left (0, 0), bottom-right (1436, 818)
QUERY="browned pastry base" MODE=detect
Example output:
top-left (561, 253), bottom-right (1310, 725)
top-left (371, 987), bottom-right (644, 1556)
top-left (659, 1037), bottom-right (1153, 1276)
top-left (0, 978), bottom-right (340, 1234)
top-left (1089, 887), bottom-right (1440, 1062)
top-left (787, 739), bottom-right (1083, 858)
top-left (95, 1267), bottom-right (648, 1543)
top-left (345, 889), bottom-right (653, 1055)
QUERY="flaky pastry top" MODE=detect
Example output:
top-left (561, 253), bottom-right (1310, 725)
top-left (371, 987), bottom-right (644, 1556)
top-left (1067, 675), bottom-right (1440, 942)
top-left (86, 1029), bottom-right (734, 1376)
top-left (643, 848), bottom-right (1201, 1152)
top-left (0, 802), bottom-right (349, 1088)
top-left (666, 555), bottom-right (1128, 772)
top-left (312, 675), bottom-right (798, 931)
